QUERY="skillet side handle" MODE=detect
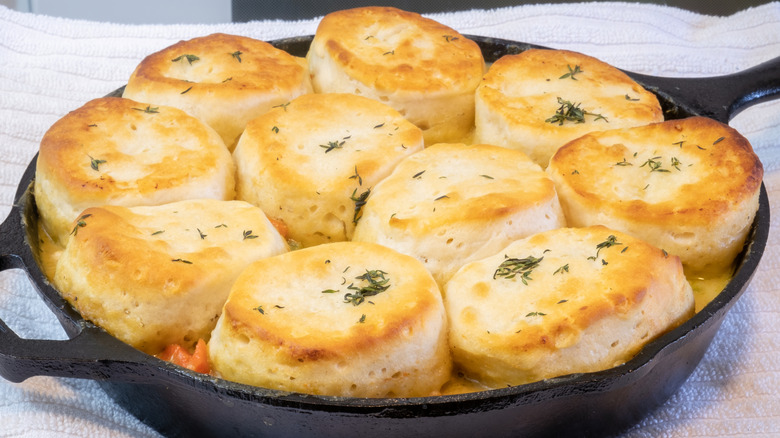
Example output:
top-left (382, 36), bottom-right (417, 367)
top-left (0, 208), bottom-right (154, 384)
top-left (630, 55), bottom-right (780, 124)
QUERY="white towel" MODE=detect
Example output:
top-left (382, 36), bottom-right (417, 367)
top-left (0, 3), bottom-right (778, 437)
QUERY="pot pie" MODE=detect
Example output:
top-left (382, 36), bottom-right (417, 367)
top-left (208, 241), bottom-right (451, 397)
top-left (123, 33), bottom-right (312, 150)
top-left (35, 97), bottom-right (235, 246)
top-left (307, 6), bottom-right (485, 145)
top-left (547, 116), bottom-right (763, 277)
top-left (232, 92), bottom-right (424, 247)
top-left (444, 226), bottom-right (694, 387)
top-left (475, 49), bottom-right (664, 167)
top-left (353, 142), bottom-right (566, 286)
top-left (32, 6), bottom-right (763, 398)
top-left (53, 199), bottom-right (289, 354)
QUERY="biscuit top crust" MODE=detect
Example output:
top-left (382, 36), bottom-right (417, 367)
top-left (444, 225), bottom-right (693, 371)
top-left (36, 97), bottom-right (233, 204)
top-left (478, 49), bottom-right (662, 133)
top-left (310, 7), bottom-right (484, 93)
top-left (59, 200), bottom-right (288, 295)
top-left (126, 33), bottom-right (308, 96)
top-left (362, 143), bottom-right (556, 235)
top-left (222, 241), bottom-right (443, 356)
top-left (548, 116), bottom-right (763, 225)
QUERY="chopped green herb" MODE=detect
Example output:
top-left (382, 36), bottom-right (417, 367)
top-left (587, 235), bottom-right (622, 261)
top-left (493, 255), bottom-right (543, 284)
top-left (374, 123), bottom-right (385, 129)
top-left (434, 195), bottom-right (449, 201)
top-left (480, 174), bottom-right (495, 179)
top-left (151, 230), bottom-right (165, 235)
top-left (383, 50), bottom-right (395, 55)
top-left (553, 264), bottom-right (569, 275)
top-left (625, 94), bottom-right (640, 101)
top-left (343, 269), bottom-right (391, 306)
top-left (359, 314), bottom-right (366, 323)
top-left (70, 213), bottom-right (92, 236)
top-left (713, 136), bottom-right (725, 145)
top-left (526, 311), bottom-right (547, 317)
top-left (253, 305), bottom-right (264, 314)
top-left (243, 230), bottom-right (258, 240)
top-left (349, 166), bottom-right (363, 186)
top-left (615, 158), bottom-right (632, 166)
top-left (639, 156), bottom-right (670, 173)
top-left (559, 64), bottom-right (583, 80)
top-left (171, 54), bottom-right (200, 65)
top-left (271, 126), bottom-right (279, 133)
top-left (181, 86), bottom-right (193, 94)
top-left (230, 51), bottom-right (242, 62)
top-left (320, 140), bottom-right (345, 153)
top-left (171, 258), bottom-right (193, 264)
top-left (350, 187), bottom-right (371, 225)
top-left (132, 105), bottom-right (159, 114)
top-left (443, 35), bottom-right (459, 42)
top-left (197, 228), bottom-right (207, 240)
top-left (272, 102), bottom-right (290, 111)
top-left (545, 97), bottom-right (607, 126)
top-left (412, 170), bottom-right (426, 179)
top-left (89, 155), bottom-right (106, 171)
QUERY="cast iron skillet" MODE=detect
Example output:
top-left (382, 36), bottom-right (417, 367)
top-left (0, 35), bottom-right (776, 438)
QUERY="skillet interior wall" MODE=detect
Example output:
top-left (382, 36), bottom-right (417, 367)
top-left (232, 0), bottom-right (774, 20)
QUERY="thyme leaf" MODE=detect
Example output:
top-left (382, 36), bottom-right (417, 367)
top-left (559, 64), bottom-right (583, 80)
top-left (70, 213), bottom-right (92, 236)
top-left (89, 155), bottom-right (106, 171)
top-left (171, 54), bottom-right (199, 65)
top-left (545, 97), bottom-right (608, 126)
top-left (230, 51), bottom-right (242, 62)
top-left (243, 230), bottom-right (258, 240)
top-left (320, 140), bottom-right (345, 153)
top-left (343, 269), bottom-right (390, 306)
top-left (493, 255), bottom-right (543, 284)
top-left (350, 187), bottom-right (371, 225)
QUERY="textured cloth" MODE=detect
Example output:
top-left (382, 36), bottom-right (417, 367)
top-left (0, 2), bottom-right (779, 437)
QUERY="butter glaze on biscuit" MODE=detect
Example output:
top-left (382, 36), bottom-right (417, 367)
top-left (35, 97), bottom-right (235, 245)
top-left (444, 226), bottom-right (694, 387)
top-left (208, 241), bottom-right (451, 397)
top-left (53, 199), bottom-right (289, 354)
top-left (307, 7), bottom-right (485, 144)
top-left (124, 33), bottom-right (312, 150)
top-left (547, 116), bottom-right (763, 275)
top-left (475, 49), bottom-right (663, 167)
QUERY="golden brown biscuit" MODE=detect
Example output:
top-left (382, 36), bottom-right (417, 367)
top-left (475, 49), bottom-right (663, 167)
top-left (547, 116), bottom-right (763, 276)
top-left (233, 92), bottom-right (424, 247)
top-left (53, 199), bottom-right (289, 354)
top-left (444, 226), bottom-right (694, 387)
top-left (123, 33), bottom-right (312, 150)
top-left (352, 143), bottom-right (566, 286)
top-left (307, 7), bottom-right (485, 144)
top-left (35, 97), bottom-right (235, 245)
top-left (208, 241), bottom-right (451, 397)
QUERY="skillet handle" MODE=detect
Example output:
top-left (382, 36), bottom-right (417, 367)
top-left (630, 55), bottom-right (780, 123)
top-left (0, 207), bottom-right (156, 384)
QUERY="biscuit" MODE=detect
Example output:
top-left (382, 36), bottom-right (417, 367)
top-left (474, 49), bottom-right (663, 167)
top-left (307, 7), bottom-right (485, 144)
top-left (444, 226), bottom-right (694, 387)
top-left (547, 116), bottom-right (763, 275)
top-left (352, 143), bottom-right (566, 285)
top-left (52, 199), bottom-right (289, 354)
top-left (233, 92), bottom-right (424, 247)
top-left (123, 33), bottom-right (312, 150)
top-left (35, 97), bottom-right (235, 246)
top-left (208, 241), bottom-right (451, 397)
